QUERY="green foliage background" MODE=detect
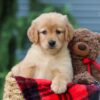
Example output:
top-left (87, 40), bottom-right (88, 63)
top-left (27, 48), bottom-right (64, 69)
top-left (0, 0), bottom-right (77, 99)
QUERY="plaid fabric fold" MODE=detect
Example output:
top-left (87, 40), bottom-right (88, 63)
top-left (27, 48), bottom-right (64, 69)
top-left (15, 76), bottom-right (100, 100)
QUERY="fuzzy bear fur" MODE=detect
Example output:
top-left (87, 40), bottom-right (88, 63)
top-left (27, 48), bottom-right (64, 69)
top-left (69, 28), bottom-right (100, 84)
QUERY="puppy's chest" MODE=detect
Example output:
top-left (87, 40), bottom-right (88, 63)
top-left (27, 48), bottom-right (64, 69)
top-left (33, 56), bottom-right (63, 80)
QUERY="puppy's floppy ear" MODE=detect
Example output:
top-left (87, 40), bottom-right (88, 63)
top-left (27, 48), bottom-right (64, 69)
top-left (27, 21), bottom-right (39, 43)
top-left (64, 15), bottom-right (74, 42)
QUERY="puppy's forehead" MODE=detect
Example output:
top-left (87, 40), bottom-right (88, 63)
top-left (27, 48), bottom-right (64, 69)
top-left (33, 13), bottom-right (68, 26)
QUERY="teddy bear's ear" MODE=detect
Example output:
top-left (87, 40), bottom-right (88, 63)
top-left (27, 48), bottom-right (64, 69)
top-left (97, 34), bottom-right (100, 43)
top-left (96, 34), bottom-right (100, 55)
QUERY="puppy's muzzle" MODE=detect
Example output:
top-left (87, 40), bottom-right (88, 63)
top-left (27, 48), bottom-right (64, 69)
top-left (48, 40), bottom-right (56, 49)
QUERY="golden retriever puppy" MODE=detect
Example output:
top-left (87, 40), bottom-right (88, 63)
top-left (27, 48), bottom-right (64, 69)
top-left (12, 12), bottom-right (74, 94)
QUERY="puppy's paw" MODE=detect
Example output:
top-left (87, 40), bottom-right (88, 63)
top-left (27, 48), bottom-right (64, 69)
top-left (51, 80), bottom-right (67, 94)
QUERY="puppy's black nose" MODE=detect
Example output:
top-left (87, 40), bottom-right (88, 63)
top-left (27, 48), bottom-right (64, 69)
top-left (48, 40), bottom-right (56, 48)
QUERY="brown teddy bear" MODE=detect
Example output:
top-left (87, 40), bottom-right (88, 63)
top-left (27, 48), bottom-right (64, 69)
top-left (69, 28), bottom-right (100, 84)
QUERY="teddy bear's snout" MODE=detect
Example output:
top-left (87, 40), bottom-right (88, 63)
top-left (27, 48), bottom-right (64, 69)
top-left (73, 42), bottom-right (90, 57)
top-left (78, 44), bottom-right (87, 51)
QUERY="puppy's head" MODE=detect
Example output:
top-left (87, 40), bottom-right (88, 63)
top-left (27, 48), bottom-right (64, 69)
top-left (27, 12), bottom-right (74, 54)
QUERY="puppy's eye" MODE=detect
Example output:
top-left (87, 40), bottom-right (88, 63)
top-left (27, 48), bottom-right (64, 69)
top-left (40, 30), bottom-right (47, 35)
top-left (56, 30), bottom-right (62, 35)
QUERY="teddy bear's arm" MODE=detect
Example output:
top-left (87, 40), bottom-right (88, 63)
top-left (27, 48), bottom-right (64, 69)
top-left (73, 71), bottom-right (95, 84)
top-left (92, 67), bottom-right (100, 81)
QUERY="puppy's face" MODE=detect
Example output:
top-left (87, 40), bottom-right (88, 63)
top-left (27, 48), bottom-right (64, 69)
top-left (28, 13), bottom-right (73, 54)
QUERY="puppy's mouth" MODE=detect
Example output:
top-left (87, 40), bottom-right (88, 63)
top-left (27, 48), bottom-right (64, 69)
top-left (48, 46), bottom-right (56, 49)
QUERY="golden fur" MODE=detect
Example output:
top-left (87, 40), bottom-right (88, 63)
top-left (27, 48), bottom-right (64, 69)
top-left (12, 12), bottom-right (74, 94)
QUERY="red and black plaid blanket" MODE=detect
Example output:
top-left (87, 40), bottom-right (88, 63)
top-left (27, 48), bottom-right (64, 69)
top-left (15, 76), bottom-right (100, 100)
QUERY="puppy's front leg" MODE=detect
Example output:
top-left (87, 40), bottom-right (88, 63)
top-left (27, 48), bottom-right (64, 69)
top-left (12, 56), bottom-right (36, 78)
top-left (51, 70), bottom-right (72, 94)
